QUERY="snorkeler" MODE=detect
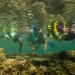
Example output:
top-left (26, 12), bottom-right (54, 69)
top-left (56, 15), bottom-right (75, 40)
top-left (44, 14), bottom-right (66, 50)
top-left (28, 26), bottom-right (45, 53)
top-left (26, 2), bottom-right (49, 52)
top-left (44, 14), bottom-right (75, 44)
top-left (58, 22), bottom-right (75, 40)
top-left (2, 27), bottom-right (23, 54)
top-left (44, 24), bottom-right (56, 50)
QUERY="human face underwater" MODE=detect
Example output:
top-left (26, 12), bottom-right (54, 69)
top-left (33, 26), bottom-right (40, 34)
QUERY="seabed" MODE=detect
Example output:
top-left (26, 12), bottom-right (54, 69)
top-left (0, 48), bottom-right (75, 75)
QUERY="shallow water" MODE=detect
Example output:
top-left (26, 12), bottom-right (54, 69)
top-left (0, 35), bottom-right (75, 55)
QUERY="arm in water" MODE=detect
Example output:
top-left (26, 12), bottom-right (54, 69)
top-left (44, 35), bottom-right (50, 50)
top-left (58, 32), bottom-right (68, 40)
top-left (28, 32), bottom-right (35, 51)
top-left (29, 32), bottom-right (44, 51)
top-left (35, 32), bottom-right (44, 50)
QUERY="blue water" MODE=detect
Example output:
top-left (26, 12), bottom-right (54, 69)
top-left (0, 35), bottom-right (75, 55)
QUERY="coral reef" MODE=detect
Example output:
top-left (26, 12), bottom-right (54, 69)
top-left (0, 48), bottom-right (6, 61)
top-left (0, 48), bottom-right (75, 75)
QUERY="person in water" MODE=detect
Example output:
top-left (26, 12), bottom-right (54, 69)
top-left (28, 26), bottom-right (45, 53)
top-left (2, 27), bottom-right (23, 54)
top-left (27, 2), bottom-right (49, 51)
top-left (44, 14), bottom-right (65, 50)
top-left (44, 24), bottom-right (52, 50)
top-left (58, 22), bottom-right (75, 40)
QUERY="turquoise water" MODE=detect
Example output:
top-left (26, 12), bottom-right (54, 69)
top-left (0, 34), bottom-right (75, 55)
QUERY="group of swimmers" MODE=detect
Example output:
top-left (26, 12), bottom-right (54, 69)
top-left (0, 1), bottom-right (75, 54)
top-left (0, 18), bottom-right (75, 55)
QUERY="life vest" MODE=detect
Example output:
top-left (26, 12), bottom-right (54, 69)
top-left (26, 27), bottom-right (40, 44)
top-left (53, 21), bottom-right (66, 38)
top-left (47, 21), bottom-right (67, 40)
